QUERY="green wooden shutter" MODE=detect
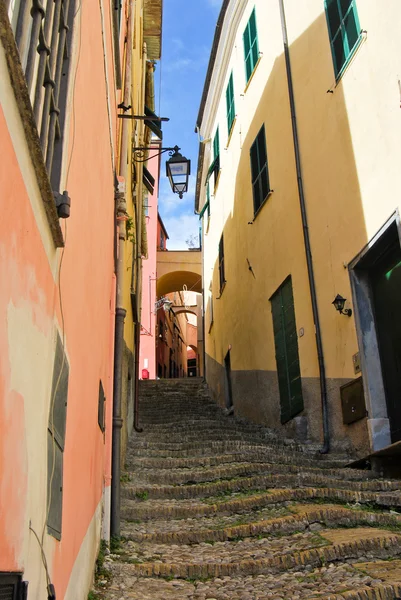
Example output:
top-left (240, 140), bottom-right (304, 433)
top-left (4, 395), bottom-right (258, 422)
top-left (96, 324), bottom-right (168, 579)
top-left (226, 72), bottom-right (235, 134)
top-left (325, 0), bottom-right (361, 78)
top-left (271, 278), bottom-right (303, 424)
top-left (243, 8), bottom-right (259, 82)
top-left (213, 127), bottom-right (220, 160)
top-left (250, 125), bottom-right (270, 214)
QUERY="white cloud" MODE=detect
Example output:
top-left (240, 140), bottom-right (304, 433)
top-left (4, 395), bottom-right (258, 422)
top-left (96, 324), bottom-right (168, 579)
top-left (158, 175), bottom-right (196, 216)
top-left (163, 213), bottom-right (200, 250)
top-left (207, 0), bottom-right (222, 7)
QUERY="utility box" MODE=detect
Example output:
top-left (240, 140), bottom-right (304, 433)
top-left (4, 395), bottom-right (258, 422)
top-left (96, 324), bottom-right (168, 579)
top-left (341, 376), bottom-right (366, 425)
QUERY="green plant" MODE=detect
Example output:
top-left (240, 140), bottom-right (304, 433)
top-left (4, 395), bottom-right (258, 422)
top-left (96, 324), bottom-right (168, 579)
top-left (126, 217), bottom-right (135, 243)
top-left (135, 490), bottom-right (149, 501)
top-left (120, 472), bottom-right (131, 483)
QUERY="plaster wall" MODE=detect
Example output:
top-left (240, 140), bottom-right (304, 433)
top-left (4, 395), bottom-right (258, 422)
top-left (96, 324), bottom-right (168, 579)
top-left (0, 0), bottom-right (117, 594)
top-left (140, 152), bottom-right (160, 380)
top-left (198, 0), bottom-right (401, 455)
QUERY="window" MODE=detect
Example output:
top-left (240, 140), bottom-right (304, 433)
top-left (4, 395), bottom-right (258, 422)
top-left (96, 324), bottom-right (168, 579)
top-left (243, 8), bottom-right (259, 83)
top-left (205, 128), bottom-right (220, 191)
top-left (325, 0), bottom-right (361, 78)
top-left (226, 72), bottom-right (235, 134)
top-left (0, 573), bottom-right (28, 600)
top-left (47, 332), bottom-right (69, 540)
top-left (271, 277), bottom-right (303, 424)
top-left (218, 235), bottom-right (225, 292)
top-left (160, 229), bottom-right (165, 250)
top-left (250, 125), bottom-right (270, 215)
top-left (9, 0), bottom-right (77, 205)
top-left (98, 381), bottom-right (105, 433)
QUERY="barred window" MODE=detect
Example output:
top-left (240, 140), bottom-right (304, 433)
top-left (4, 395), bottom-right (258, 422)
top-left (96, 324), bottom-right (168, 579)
top-left (7, 0), bottom-right (77, 207)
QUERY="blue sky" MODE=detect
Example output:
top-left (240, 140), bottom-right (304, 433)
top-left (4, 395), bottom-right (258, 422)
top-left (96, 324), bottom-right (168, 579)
top-left (155, 0), bottom-right (222, 249)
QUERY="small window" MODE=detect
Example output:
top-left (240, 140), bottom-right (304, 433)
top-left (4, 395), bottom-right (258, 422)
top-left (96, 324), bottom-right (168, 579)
top-left (226, 72), bottom-right (235, 134)
top-left (243, 8), bottom-right (259, 83)
top-left (98, 381), bottom-right (105, 433)
top-left (250, 125), bottom-right (270, 215)
top-left (325, 0), bottom-right (361, 78)
top-left (160, 230), bottom-right (165, 250)
top-left (218, 235), bottom-right (225, 293)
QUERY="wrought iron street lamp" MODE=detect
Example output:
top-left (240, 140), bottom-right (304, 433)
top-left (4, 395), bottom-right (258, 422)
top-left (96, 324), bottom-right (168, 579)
top-left (132, 145), bottom-right (191, 199)
top-left (165, 148), bottom-right (191, 199)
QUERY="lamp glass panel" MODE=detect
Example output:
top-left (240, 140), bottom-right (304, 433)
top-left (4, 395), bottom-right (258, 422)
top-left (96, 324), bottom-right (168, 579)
top-left (169, 162), bottom-right (189, 176)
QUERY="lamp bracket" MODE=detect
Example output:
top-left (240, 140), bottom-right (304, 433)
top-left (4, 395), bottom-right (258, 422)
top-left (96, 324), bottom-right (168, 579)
top-left (132, 145), bottom-right (180, 163)
top-left (118, 115), bottom-right (170, 121)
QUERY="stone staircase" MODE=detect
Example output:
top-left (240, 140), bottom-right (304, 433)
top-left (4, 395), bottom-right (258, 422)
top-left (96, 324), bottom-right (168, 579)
top-left (99, 378), bottom-right (401, 600)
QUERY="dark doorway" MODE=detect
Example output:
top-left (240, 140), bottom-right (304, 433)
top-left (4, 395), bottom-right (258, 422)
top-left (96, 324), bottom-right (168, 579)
top-left (224, 350), bottom-right (233, 409)
top-left (169, 349), bottom-right (173, 378)
top-left (371, 239), bottom-right (401, 442)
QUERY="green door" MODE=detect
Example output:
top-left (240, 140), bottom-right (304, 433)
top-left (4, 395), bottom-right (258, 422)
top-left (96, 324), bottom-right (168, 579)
top-left (271, 277), bottom-right (303, 423)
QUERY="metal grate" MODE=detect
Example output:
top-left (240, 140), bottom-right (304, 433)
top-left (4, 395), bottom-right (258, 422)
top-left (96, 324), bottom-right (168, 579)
top-left (0, 584), bottom-right (15, 600)
top-left (10, 0), bottom-right (76, 194)
top-left (0, 573), bottom-right (27, 600)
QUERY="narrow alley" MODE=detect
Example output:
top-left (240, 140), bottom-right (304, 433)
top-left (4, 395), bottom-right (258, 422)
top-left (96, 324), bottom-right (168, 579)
top-left (97, 379), bottom-right (401, 600)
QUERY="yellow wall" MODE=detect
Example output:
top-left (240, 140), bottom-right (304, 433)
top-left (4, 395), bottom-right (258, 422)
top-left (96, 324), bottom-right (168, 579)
top-left (198, 0), bottom-right (401, 453)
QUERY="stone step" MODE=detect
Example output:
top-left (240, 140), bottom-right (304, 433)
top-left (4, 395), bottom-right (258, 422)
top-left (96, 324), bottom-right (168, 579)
top-left (121, 487), bottom-right (401, 522)
top-left (127, 454), bottom-right (377, 481)
top-left (105, 567), bottom-right (401, 600)
top-left (121, 503), bottom-right (401, 545)
top-left (109, 528), bottom-right (401, 579)
top-left (123, 472), bottom-right (400, 501)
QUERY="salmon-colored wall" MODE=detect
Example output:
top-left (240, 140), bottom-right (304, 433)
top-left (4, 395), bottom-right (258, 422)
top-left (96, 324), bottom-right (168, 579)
top-left (0, 0), bottom-right (117, 593)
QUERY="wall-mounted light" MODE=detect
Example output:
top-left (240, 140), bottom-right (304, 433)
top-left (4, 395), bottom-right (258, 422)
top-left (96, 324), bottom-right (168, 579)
top-left (154, 297), bottom-right (173, 312)
top-left (133, 145), bottom-right (191, 199)
top-left (332, 294), bottom-right (352, 317)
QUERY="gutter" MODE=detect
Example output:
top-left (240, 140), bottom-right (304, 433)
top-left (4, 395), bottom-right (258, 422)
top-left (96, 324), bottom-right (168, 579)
top-left (278, 0), bottom-right (330, 453)
top-left (110, 2), bottom-right (133, 538)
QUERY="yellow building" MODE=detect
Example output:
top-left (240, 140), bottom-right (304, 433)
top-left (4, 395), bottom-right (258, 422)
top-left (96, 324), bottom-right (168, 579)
top-left (111, 0), bottom-right (163, 536)
top-left (195, 0), bottom-right (401, 458)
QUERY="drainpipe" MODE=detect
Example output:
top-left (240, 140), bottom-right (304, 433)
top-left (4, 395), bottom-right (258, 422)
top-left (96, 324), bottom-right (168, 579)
top-left (278, 0), bottom-right (330, 453)
top-left (132, 41), bottom-right (148, 433)
top-left (110, 5), bottom-right (133, 538)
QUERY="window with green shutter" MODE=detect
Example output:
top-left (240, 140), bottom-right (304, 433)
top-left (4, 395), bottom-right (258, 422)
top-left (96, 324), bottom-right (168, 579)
top-left (250, 125), bottom-right (270, 215)
top-left (206, 128), bottom-right (220, 190)
top-left (325, 0), bottom-right (361, 78)
top-left (47, 332), bottom-right (69, 540)
top-left (243, 8), bottom-right (259, 83)
top-left (271, 277), bottom-right (303, 424)
top-left (226, 72), bottom-right (235, 135)
top-left (218, 234), bottom-right (225, 292)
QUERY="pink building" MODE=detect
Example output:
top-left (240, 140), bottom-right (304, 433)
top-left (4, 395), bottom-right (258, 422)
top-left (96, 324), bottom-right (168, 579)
top-left (140, 149), bottom-right (163, 380)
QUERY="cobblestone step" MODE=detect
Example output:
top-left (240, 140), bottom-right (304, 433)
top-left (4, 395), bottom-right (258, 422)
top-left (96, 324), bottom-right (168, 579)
top-left (97, 378), bottom-right (401, 600)
top-left (121, 504), bottom-right (401, 545)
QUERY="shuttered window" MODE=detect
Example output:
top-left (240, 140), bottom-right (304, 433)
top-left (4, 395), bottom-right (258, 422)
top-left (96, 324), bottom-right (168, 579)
top-left (226, 72), bottom-right (235, 135)
top-left (9, 0), bottom-right (77, 202)
top-left (47, 332), bottom-right (69, 540)
top-left (271, 277), bottom-right (303, 424)
top-left (250, 125), bottom-right (270, 215)
top-left (0, 573), bottom-right (27, 600)
top-left (325, 0), bottom-right (361, 78)
top-left (218, 235), bottom-right (225, 293)
top-left (243, 8), bottom-right (259, 83)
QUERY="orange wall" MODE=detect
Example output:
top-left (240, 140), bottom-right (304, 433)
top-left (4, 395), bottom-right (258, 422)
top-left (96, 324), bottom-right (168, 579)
top-left (0, 0), bottom-right (117, 593)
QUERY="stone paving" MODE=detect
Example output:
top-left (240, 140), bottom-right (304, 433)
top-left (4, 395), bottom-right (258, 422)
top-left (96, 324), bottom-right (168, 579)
top-left (96, 378), bottom-right (401, 600)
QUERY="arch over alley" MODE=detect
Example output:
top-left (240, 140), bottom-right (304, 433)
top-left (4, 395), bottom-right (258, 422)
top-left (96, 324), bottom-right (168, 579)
top-left (157, 250), bottom-right (202, 296)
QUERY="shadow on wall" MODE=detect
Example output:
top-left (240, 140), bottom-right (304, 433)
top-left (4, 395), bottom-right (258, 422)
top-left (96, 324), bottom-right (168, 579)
top-left (205, 11), bottom-right (372, 455)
